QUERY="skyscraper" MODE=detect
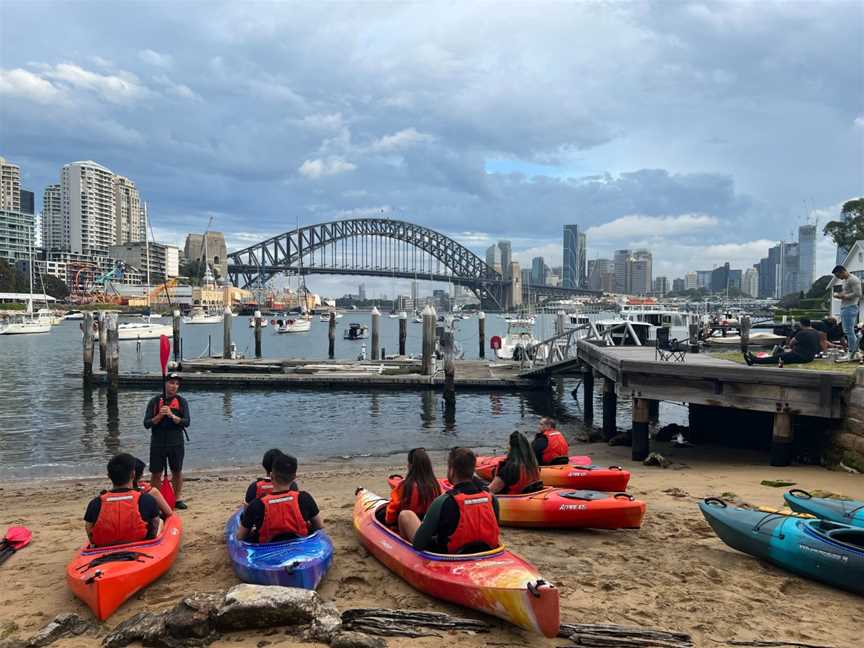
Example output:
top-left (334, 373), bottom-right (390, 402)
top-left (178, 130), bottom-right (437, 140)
top-left (498, 241), bottom-right (512, 279)
top-left (653, 276), bottom-right (669, 296)
top-left (577, 232), bottom-right (587, 287)
top-left (485, 244), bottom-right (502, 274)
top-left (41, 184), bottom-right (63, 251)
top-left (530, 256), bottom-right (548, 285)
top-left (613, 249), bottom-right (631, 293)
top-left (684, 272), bottom-right (698, 290)
top-left (114, 175), bottom-right (145, 244)
top-left (797, 224), bottom-right (816, 293)
top-left (743, 267), bottom-right (759, 297)
top-left (62, 161), bottom-right (117, 256)
top-left (672, 278), bottom-right (686, 293)
top-left (631, 249), bottom-right (653, 294)
top-left (19, 189), bottom-right (34, 215)
top-left (587, 258), bottom-right (614, 292)
top-left (563, 225), bottom-right (583, 289)
top-left (0, 156), bottom-right (21, 212)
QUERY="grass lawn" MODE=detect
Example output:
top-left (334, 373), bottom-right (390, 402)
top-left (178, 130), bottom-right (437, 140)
top-left (708, 351), bottom-right (860, 375)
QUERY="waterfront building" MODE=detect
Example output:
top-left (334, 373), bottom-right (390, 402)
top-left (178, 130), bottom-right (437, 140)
top-left (743, 267), bottom-right (759, 297)
top-left (114, 175), bottom-right (145, 244)
top-left (41, 185), bottom-right (64, 252)
top-left (498, 240), bottom-right (512, 279)
top-left (183, 231), bottom-right (228, 278)
top-left (20, 189), bottom-right (34, 215)
top-left (485, 244), bottom-right (502, 274)
top-left (109, 241), bottom-right (180, 284)
top-left (0, 156), bottom-right (21, 212)
top-left (563, 225), bottom-right (587, 289)
top-left (684, 272), bottom-right (698, 290)
top-left (653, 276), bottom-right (669, 296)
top-left (798, 224), bottom-right (816, 292)
top-left (672, 278), bottom-right (686, 293)
top-left (62, 161), bottom-right (117, 256)
top-left (0, 208), bottom-right (35, 263)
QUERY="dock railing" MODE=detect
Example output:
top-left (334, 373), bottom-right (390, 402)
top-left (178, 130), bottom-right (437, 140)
top-left (521, 324), bottom-right (593, 375)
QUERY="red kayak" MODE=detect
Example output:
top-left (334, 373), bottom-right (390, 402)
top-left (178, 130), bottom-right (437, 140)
top-left (67, 515), bottom-right (183, 620)
top-left (388, 476), bottom-right (645, 530)
top-left (475, 455), bottom-right (630, 491)
top-left (353, 488), bottom-right (560, 637)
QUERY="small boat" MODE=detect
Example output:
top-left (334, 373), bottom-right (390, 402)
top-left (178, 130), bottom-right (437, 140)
top-left (699, 498), bottom-right (864, 595)
top-left (248, 317), bottom-right (269, 328)
top-left (344, 322), bottom-right (368, 340)
top-left (118, 317), bottom-right (173, 341)
top-left (0, 310), bottom-right (53, 335)
top-left (388, 476), bottom-right (645, 530)
top-left (182, 306), bottom-right (223, 325)
top-left (66, 515), bottom-right (183, 620)
top-left (224, 510), bottom-right (333, 589)
top-left (63, 310), bottom-right (85, 320)
top-left (353, 488), bottom-right (560, 637)
top-left (388, 312), bottom-right (400, 319)
top-left (495, 318), bottom-right (540, 361)
top-left (274, 318), bottom-right (312, 333)
top-left (784, 490), bottom-right (864, 528)
top-left (319, 312), bottom-right (343, 322)
top-left (474, 455), bottom-right (630, 491)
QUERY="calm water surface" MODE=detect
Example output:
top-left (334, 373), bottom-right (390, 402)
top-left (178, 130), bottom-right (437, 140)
top-left (0, 313), bottom-right (680, 479)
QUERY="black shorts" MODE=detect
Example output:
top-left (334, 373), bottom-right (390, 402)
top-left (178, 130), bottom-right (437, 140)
top-left (149, 445), bottom-right (184, 475)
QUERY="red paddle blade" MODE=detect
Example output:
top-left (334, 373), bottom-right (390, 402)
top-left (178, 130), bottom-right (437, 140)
top-left (159, 335), bottom-right (171, 374)
top-left (3, 526), bottom-right (32, 549)
top-left (160, 479), bottom-right (177, 510)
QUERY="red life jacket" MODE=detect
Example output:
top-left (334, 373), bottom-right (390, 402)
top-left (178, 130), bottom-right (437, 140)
top-left (446, 491), bottom-right (499, 553)
top-left (540, 429), bottom-right (569, 464)
top-left (90, 490), bottom-right (149, 547)
top-left (258, 492), bottom-right (309, 543)
top-left (505, 465), bottom-right (542, 495)
top-left (137, 482), bottom-right (153, 494)
top-left (255, 478), bottom-right (275, 500)
top-left (154, 396), bottom-right (181, 416)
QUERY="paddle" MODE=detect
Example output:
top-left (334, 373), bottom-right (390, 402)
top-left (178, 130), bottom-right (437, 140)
top-left (159, 335), bottom-right (170, 402)
top-left (0, 526), bottom-right (32, 566)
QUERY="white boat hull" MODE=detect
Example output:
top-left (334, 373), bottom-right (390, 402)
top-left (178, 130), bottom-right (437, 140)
top-left (182, 316), bottom-right (223, 325)
top-left (275, 320), bottom-right (312, 333)
top-left (118, 323), bottom-right (173, 340)
top-left (0, 321), bottom-right (52, 335)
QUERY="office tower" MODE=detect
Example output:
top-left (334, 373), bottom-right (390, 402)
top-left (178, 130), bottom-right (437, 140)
top-left (779, 242), bottom-right (799, 296)
top-left (710, 263), bottom-right (730, 293)
top-left (577, 232), bottom-right (587, 287)
top-left (653, 276), bottom-right (669, 296)
top-left (530, 256), bottom-right (547, 285)
top-left (728, 269), bottom-right (742, 291)
top-left (498, 240), bottom-right (512, 279)
top-left (62, 161), bottom-right (117, 256)
top-left (797, 224), bottom-right (816, 293)
top-left (743, 267), bottom-right (759, 297)
top-left (613, 249), bottom-right (631, 293)
top-left (684, 272), bottom-right (698, 290)
top-left (485, 244), bottom-right (502, 274)
top-left (114, 175), bottom-right (144, 244)
top-left (20, 189), bottom-right (34, 215)
top-left (0, 156), bottom-right (21, 212)
top-left (41, 185), bottom-right (63, 251)
top-left (563, 225), bottom-right (584, 289)
top-left (631, 249), bottom-right (653, 294)
top-left (672, 278), bottom-right (685, 293)
top-left (588, 258), bottom-right (613, 291)
top-left (696, 270), bottom-right (712, 288)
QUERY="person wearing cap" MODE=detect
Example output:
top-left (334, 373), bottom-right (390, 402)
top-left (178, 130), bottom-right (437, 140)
top-left (143, 372), bottom-right (191, 509)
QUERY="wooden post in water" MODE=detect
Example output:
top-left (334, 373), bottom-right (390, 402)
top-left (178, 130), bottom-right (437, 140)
top-left (647, 399), bottom-right (660, 423)
top-left (222, 306), bottom-right (232, 359)
top-left (478, 311), bottom-right (486, 359)
top-left (83, 311), bottom-right (94, 383)
top-left (371, 306), bottom-right (381, 360)
top-left (421, 305), bottom-right (436, 375)
top-left (556, 310), bottom-right (567, 337)
top-left (254, 310), bottom-right (262, 358)
top-left (688, 323), bottom-right (699, 348)
top-left (770, 411), bottom-right (794, 467)
top-left (602, 377), bottom-right (617, 440)
top-left (172, 310), bottom-right (181, 361)
top-left (97, 311), bottom-right (107, 370)
top-left (442, 329), bottom-right (456, 406)
top-left (631, 397), bottom-right (650, 461)
top-left (106, 315), bottom-right (120, 397)
top-left (582, 369), bottom-right (594, 421)
top-left (328, 312), bottom-right (336, 359)
top-left (398, 311), bottom-right (407, 356)
top-left (740, 314), bottom-right (751, 355)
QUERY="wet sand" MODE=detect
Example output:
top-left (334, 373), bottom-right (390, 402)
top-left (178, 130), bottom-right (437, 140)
top-left (1, 442), bottom-right (862, 648)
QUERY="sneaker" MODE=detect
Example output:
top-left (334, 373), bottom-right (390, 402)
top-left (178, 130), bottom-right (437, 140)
top-left (174, 500), bottom-right (188, 510)
top-left (743, 352), bottom-right (754, 366)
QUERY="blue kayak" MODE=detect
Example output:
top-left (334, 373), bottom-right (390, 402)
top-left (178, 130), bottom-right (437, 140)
top-left (224, 510), bottom-right (333, 589)
top-left (784, 489), bottom-right (864, 528)
top-left (699, 498), bottom-right (864, 595)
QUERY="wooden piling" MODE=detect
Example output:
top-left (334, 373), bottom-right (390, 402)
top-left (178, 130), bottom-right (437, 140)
top-left (740, 314), bottom-right (751, 354)
top-left (770, 411), bottom-right (794, 467)
top-left (648, 399), bottom-right (660, 423)
top-left (602, 377), bottom-right (617, 440)
top-left (172, 309), bottom-right (181, 361)
top-left (582, 369), bottom-right (594, 421)
top-left (106, 315), bottom-right (120, 397)
top-left (254, 310), bottom-right (262, 358)
top-left (371, 306), bottom-right (380, 360)
top-left (98, 311), bottom-right (107, 370)
top-left (688, 323), bottom-right (699, 347)
top-left (631, 397), bottom-right (650, 461)
top-left (422, 305), bottom-right (436, 375)
top-left (478, 311), bottom-right (486, 359)
top-left (82, 311), bottom-right (94, 383)
top-left (398, 311), bottom-right (407, 356)
top-left (328, 312), bottom-right (336, 359)
top-left (442, 330), bottom-right (456, 405)
top-left (223, 307), bottom-right (232, 359)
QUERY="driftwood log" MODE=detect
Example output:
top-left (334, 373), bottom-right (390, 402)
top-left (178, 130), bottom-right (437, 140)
top-left (558, 623), bottom-right (694, 648)
top-left (340, 609), bottom-right (490, 638)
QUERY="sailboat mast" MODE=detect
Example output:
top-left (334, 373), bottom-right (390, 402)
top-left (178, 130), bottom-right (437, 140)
top-left (144, 202), bottom-right (151, 308)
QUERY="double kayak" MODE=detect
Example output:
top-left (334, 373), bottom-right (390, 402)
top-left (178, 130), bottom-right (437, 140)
top-left (699, 498), bottom-right (864, 595)
top-left (784, 489), bottom-right (864, 528)
top-left (388, 476), bottom-right (645, 529)
top-left (353, 488), bottom-right (560, 637)
top-left (224, 510), bottom-right (333, 589)
top-left (475, 455), bottom-right (630, 491)
top-left (67, 515), bottom-right (183, 620)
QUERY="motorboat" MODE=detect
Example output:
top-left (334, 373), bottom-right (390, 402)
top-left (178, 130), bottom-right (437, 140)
top-left (319, 311), bottom-right (343, 322)
top-left (63, 310), bottom-right (84, 320)
top-left (503, 314), bottom-right (535, 325)
top-left (248, 316), bottom-right (269, 328)
top-left (182, 306), bottom-right (223, 325)
top-left (118, 316), bottom-right (173, 341)
top-left (344, 322), bottom-right (369, 340)
top-left (388, 312), bottom-right (400, 319)
top-left (274, 318), bottom-right (312, 333)
top-left (495, 318), bottom-right (541, 360)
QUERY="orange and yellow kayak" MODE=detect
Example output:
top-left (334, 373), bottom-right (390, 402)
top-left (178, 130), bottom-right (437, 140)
top-left (475, 455), bottom-right (630, 491)
top-left (353, 488), bottom-right (560, 637)
top-left (66, 515), bottom-right (182, 620)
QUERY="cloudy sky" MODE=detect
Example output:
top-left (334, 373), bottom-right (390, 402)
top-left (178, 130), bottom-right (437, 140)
top-left (1, 1), bottom-right (862, 297)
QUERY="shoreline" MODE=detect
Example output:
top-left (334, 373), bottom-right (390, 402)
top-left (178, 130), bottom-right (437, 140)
top-left (1, 445), bottom-right (862, 647)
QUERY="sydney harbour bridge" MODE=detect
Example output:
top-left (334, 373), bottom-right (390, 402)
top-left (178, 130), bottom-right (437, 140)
top-left (227, 218), bottom-right (598, 311)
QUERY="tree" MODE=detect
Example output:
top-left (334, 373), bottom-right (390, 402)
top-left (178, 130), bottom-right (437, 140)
top-left (806, 275), bottom-right (833, 299)
top-left (0, 259), bottom-right (69, 300)
top-left (823, 198), bottom-right (864, 254)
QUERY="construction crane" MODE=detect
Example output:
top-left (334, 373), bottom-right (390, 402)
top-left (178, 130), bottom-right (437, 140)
top-left (147, 278), bottom-right (178, 305)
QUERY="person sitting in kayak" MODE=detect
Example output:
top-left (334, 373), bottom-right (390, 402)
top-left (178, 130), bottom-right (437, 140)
top-left (132, 457), bottom-right (173, 519)
top-left (489, 431), bottom-right (544, 495)
top-left (385, 448), bottom-right (442, 531)
top-left (243, 448), bottom-right (297, 505)
top-left (399, 447), bottom-right (500, 554)
top-left (84, 453), bottom-right (162, 547)
top-left (236, 454), bottom-right (323, 543)
top-left (533, 418), bottom-right (569, 465)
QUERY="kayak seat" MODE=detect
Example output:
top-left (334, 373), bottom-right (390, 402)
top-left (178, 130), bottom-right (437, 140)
top-left (520, 481), bottom-right (545, 495)
top-left (827, 529), bottom-right (864, 549)
top-left (543, 457), bottom-right (569, 466)
top-left (456, 541), bottom-right (496, 555)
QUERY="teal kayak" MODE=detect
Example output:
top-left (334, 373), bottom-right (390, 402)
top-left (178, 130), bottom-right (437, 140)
top-left (699, 498), bottom-right (864, 595)
top-left (784, 489), bottom-right (864, 528)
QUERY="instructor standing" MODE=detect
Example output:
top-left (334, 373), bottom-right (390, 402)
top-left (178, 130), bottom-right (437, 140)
top-left (143, 372), bottom-right (190, 509)
top-left (832, 264), bottom-right (862, 361)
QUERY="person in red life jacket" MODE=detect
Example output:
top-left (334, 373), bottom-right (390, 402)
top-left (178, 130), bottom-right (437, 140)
top-left (143, 373), bottom-right (191, 509)
top-left (385, 448), bottom-right (442, 532)
top-left (532, 417), bottom-right (569, 465)
top-left (84, 453), bottom-right (161, 547)
top-left (489, 431), bottom-right (544, 495)
top-left (132, 457), bottom-right (173, 519)
top-left (243, 448), bottom-right (300, 505)
top-left (236, 454), bottom-right (323, 543)
top-left (400, 447), bottom-right (500, 554)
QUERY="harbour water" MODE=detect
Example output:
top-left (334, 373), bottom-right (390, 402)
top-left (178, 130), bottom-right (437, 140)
top-left (0, 313), bottom-right (678, 479)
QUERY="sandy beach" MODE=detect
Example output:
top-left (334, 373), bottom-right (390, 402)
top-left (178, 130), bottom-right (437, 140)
top-left (1, 442), bottom-right (862, 648)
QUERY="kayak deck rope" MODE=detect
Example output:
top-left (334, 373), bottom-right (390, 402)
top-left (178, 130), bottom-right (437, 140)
top-left (76, 551), bottom-right (154, 572)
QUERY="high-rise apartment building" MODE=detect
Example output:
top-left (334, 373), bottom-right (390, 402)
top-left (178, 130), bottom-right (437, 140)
top-left (743, 267), bottom-right (759, 297)
top-left (0, 209), bottom-right (34, 263)
top-left (613, 249), bottom-right (631, 293)
top-left (684, 272), bottom-right (698, 290)
top-left (562, 225), bottom-right (587, 289)
top-left (114, 175), bottom-right (145, 244)
top-left (0, 156), bottom-right (21, 212)
top-left (41, 184), bottom-right (63, 251)
top-left (498, 241), bottom-right (512, 280)
top-left (797, 224), bottom-right (816, 293)
top-left (485, 244), bottom-right (502, 274)
top-left (62, 161), bottom-right (117, 256)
